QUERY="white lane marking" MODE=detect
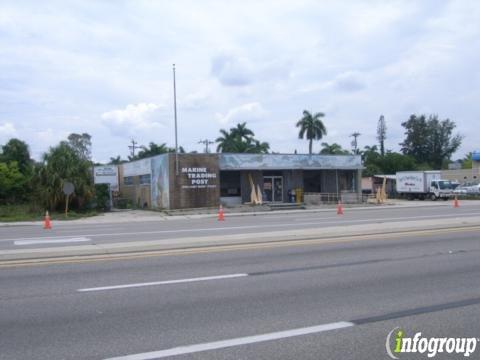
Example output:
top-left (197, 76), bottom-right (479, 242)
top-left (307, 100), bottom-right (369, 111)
top-left (14, 237), bottom-right (92, 246)
top-left (78, 273), bottom-right (248, 292)
top-left (103, 321), bottom-right (354, 360)
top-left (3, 211), bottom-right (480, 244)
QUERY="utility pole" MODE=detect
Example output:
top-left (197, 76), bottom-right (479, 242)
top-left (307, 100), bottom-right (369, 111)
top-left (173, 64), bottom-right (179, 175)
top-left (350, 132), bottom-right (361, 154)
top-left (198, 139), bottom-right (214, 153)
top-left (128, 139), bottom-right (139, 158)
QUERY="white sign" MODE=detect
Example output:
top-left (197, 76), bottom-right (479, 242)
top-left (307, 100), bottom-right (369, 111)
top-left (181, 167), bottom-right (217, 189)
top-left (123, 158), bottom-right (151, 177)
top-left (94, 165), bottom-right (119, 191)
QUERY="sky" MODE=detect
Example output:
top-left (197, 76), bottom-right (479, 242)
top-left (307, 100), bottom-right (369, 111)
top-left (0, 0), bottom-right (479, 163)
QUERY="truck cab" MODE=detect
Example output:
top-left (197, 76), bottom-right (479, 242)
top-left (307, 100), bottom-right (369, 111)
top-left (429, 179), bottom-right (454, 200)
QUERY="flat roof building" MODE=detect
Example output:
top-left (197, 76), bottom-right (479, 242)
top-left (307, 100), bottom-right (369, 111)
top-left (117, 153), bottom-right (363, 209)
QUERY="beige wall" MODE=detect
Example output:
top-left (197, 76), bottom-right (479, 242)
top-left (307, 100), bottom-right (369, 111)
top-left (441, 167), bottom-right (480, 184)
top-left (118, 164), bottom-right (152, 208)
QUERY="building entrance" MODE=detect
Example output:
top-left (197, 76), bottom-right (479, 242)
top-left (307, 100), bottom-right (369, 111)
top-left (263, 176), bottom-right (283, 202)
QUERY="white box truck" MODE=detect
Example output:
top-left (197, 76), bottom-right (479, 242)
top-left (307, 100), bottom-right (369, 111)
top-left (396, 171), bottom-right (454, 200)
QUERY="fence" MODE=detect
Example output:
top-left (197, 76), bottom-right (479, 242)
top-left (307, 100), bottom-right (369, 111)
top-left (304, 191), bottom-right (363, 205)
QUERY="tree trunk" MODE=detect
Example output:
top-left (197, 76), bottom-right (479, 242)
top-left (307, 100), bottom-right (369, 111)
top-left (309, 139), bottom-right (313, 154)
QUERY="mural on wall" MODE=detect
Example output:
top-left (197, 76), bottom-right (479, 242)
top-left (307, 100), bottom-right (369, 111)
top-left (151, 154), bottom-right (170, 209)
top-left (219, 154), bottom-right (363, 170)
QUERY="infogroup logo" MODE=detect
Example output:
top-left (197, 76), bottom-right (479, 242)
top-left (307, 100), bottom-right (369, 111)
top-left (386, 327), bottom-right (478, 358)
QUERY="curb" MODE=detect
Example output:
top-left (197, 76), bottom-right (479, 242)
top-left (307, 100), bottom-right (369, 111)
top-left (1, 200), bottom-right (478, 226)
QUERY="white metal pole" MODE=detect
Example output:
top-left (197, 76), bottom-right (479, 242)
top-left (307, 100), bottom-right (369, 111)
top-left (173, 64), bottom-right (179, 175)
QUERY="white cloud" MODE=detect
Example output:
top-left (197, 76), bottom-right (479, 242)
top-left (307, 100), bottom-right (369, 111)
top-left (211, 53), bottom-right (291, 87)
top-left (215, 102), bottom-right (267, 125)
top-left (0, 122), bottom-right (17, 139)
top-left (101, 103), bottom-right (165, 137)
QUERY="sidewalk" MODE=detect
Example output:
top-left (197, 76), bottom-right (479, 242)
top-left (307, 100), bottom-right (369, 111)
top-left (1, 199), bottom-right (479, 227)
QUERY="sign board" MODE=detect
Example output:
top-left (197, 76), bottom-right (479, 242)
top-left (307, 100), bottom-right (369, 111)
top-left (63, 182), bottom-right (75, 195)
top-left (123, 159), bottom-right (151, 177)
top-left (180, 167), bottom-right (217, 189)
top-left (94, 165), bottom-right (119, 191)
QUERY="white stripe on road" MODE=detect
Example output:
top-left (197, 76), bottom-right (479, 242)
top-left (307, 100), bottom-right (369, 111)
top-left (103, 321), bottom-right (354, 360)
top-left (78, 273), bottom-right (248, 292)
top-left (14, 237), bottom-right (92, 246)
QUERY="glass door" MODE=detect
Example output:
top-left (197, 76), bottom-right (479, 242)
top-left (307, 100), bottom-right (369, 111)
top-left (263, 177), bottom-right (273, 202)
top-left (273, 176), bottom-right (283, 202)
top-left (263, 176), bottom-right (283, 202)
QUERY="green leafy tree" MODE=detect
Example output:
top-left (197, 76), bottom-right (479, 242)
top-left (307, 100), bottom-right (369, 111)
top-left (462, 153), bottom-right (472, 169)
top-left (67, 133), bottom-right (92, 161)
top-left (400, 114), bottom-right (462, 169)
top-left (296, 110), bottom-right (327, 154)
top-left (0, 161), bottom-right (26, 203)
top-left (34, 141), bottom-right (94, 210)
top-left (378, 152), bottom-right (418, 174)
top-left (361, 145), bottom-right (382, 176)
top-left (362, 145), bottom-right (417, 177)
top-left (1, 138), bottom-right (32, 174)
top-left (319, 142), bottom-right (350, 155)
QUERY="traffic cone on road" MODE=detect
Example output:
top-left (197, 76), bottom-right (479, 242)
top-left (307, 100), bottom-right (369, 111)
top-left (336, 201), bottom-right (344, 215)
top-left (453, 196), bottom-right (460, 208)
top-left (218, 204), bottom-right (225, 221)
top-left (43, 210), bottom-right (52, 229)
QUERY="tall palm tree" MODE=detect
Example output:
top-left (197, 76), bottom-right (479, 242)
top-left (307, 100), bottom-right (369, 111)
top-left (296, 110), bottom-right (327, 154)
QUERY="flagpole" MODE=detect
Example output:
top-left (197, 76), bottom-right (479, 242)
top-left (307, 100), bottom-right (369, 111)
top-left (173, 64), bottom-right (179, 175)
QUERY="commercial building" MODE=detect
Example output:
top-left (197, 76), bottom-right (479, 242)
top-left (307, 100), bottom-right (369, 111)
top-left (441, 153), bottom-right (480, 184)
top-left (116, 153), bottom-right (363, 210)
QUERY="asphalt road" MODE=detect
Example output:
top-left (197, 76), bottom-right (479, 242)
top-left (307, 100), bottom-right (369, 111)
top-left (2, 225), bottom-right (480, 359)
top-left (1, 203), bottom-right (480, 250)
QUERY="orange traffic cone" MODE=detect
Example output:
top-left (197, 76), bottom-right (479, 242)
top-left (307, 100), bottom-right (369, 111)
top-left (453, 196), bottom-right (459, 208)
top-left (218, 204), bottom-right (225, 221)
top-left (43, 210), bottom-right (52, 229)
top-left (336, 201), bottom-right (344, 215)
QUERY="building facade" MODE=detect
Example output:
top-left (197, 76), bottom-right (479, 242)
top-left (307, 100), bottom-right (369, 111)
top-left (117, 153), bottom-right (363, 209)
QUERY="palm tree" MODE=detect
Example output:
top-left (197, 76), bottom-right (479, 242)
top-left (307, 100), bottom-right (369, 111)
top-left (137, 142), bottom-right (170, 159)
top-left (108, 156), bottom-right (125, 165)
top-left (230, 122), bottom-right (254, 142)
top-left (296, 110), bottom-right (327, 154)
top-left (216, 123), bottom-right (269, 153)
top-left (36, 141), bottom-right (94, 210)
top-left (319, 142), bottom-right (349, 155)
top-left (216, 129), bottom-right (237, 152)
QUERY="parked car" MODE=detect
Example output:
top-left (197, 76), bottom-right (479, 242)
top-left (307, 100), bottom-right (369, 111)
top-left (453, 183), bottom-right (480, 195)
top-left (453, 186), bottom-right (468, 195)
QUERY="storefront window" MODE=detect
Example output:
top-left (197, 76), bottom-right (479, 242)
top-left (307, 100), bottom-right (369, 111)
top-left (139, 174), bottom-right (151, 185)
top-left (123, 176), bottom-right (134, 186)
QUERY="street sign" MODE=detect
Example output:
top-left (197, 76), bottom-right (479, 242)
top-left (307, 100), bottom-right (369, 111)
top-left (63, 182), bottom-right (75, 217)
top-left (63, 182), bottom-right (75, 195)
